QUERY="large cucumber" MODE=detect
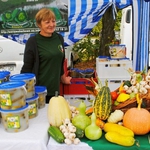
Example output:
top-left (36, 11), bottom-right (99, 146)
top-left (48, 126), bottom-right (65, 143)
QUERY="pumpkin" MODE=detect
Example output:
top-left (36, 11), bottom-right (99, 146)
top-left (47, 94), bottom-right (71, 127)
top-left (123, 94), bottom-right (150, 135)
top-left (94, 81), bottom-right (112, 120)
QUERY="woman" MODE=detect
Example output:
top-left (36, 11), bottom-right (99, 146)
top-left (21, 8), bottom-right (72, 103)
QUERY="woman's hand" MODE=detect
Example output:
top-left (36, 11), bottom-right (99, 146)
top-left (61, 74), bottom-right (72, 84)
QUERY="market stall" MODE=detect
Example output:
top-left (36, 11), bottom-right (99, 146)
top-left (0, 0), bottom-right (150, 150)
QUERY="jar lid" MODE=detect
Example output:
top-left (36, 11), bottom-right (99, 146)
top-left (0, 73), bottom-right (6, 80)
top-left (0, 71), bottom-right (10, 76)
top-left (0, 103), bottom-right (28, 113)
top-left (0, 81), bottom-right (26, 89)
top-left (35, 86), bottom-right (47, 93)
top-left (10, 73), bottom-right (35, 81)
top-left (98, 56), bottom-right (108, 59)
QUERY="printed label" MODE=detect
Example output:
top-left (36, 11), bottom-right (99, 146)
top-left (0, 94), bottom-right (12, 106)
top-left (28, 103), bottom-right (37, 116)
top-left (7, 116), bottom-right (20, 129)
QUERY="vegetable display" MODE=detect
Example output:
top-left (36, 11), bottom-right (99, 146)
top-left (46, 68), bottom-right (150, 148)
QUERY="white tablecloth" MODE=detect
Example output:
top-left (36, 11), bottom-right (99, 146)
top-left (0, 105), bottom-right (49, 150)
top-left (47, 137), bottom-right (93, 150)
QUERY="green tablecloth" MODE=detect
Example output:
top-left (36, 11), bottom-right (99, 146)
top-left (81, 132), bottom-right (150, 150)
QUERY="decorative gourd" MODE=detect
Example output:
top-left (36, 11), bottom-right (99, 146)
top-left (94, 82), bottom-right (112, 120)
top-left (85, 112), bottom-right (102, 140)
top-left (107, 110), bottom-right (124, 123)
top-left (47, 93), bottom-right (71, 127)
top-left (123, 94), bottom-right (150, 135)
top-left (72, 101), bottom-right (91, 130)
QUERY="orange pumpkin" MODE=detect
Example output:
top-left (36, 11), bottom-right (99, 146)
top-left (123, 94), bottom-right (150, 135)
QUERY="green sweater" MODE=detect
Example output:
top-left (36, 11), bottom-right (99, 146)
top-left (21, 32), bottom-right (65, 96)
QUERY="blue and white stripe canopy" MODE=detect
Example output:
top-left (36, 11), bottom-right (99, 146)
top-left (132, 0), bottom-right (149, 71)
top-left (2, 0), bottom-right (150, 71)
top-left (61, 0), bottom-right (132, 46)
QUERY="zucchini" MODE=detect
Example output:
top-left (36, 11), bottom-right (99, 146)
top-left (48, 126), bottom-right (65, 143)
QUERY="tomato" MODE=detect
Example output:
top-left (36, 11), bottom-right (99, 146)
top-left (110, 91), bottom-right (119, 101)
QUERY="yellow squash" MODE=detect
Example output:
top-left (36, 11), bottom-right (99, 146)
top-left (104, 122), bottom-right (134, 137)
top-left (116, 93), bottom-right (130, 102)
top-left (105, 131), bottom-right (135, 146)
top-left (47, 95), bottom-right (71, 127)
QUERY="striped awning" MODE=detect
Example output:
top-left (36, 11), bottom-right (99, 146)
top-left (61, 0), bottom-right (133, 46)
top-left (3, 0), bottom-right (132, 46)
top-left (2, 0), bottom-right (150, 71)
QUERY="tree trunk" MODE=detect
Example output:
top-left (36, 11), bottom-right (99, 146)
top-left (99, 6), bottom-right (116, 56)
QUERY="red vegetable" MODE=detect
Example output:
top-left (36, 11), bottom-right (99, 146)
top-left (111, 91), bottom-right (118, 101)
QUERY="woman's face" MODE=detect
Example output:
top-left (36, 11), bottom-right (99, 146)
top-left (39, 18), bottom-right (56, 37)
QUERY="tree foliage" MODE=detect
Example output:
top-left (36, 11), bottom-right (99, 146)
top-left (72, 7), bottom-right (123, 61)
top-left (91, 8), bottom-right (122, 36)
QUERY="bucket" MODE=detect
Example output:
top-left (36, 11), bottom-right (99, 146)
top-left (0, 81), bottom-right (26, 110)
top-left (9, 73), bottom-right (36, 98)
top-left (0, 103), bottom-right (29, 133)
top-left (35, 86), bottom-right (47, 109)
top-left (109, 45), bottom-right (126, 59)
top-left (26, 93), bottom-right (39, 119)
top-left (69, 68), bottom-right (80, 78)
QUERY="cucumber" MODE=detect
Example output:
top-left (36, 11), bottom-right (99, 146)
top-left (48, 126), bottom-right (65, 143)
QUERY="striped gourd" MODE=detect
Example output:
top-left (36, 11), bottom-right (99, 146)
top-left (94, 85), bottom-right (112, 120)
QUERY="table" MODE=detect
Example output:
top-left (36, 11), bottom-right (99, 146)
top-left (81, 133), bottom-right (150, 150)
top-left (47, 132), bottom-right (150, 150)
top-left (1, 104), bottom-right (149, 150)
top-left (47, 137), bottom-right (93, 150)
top-left (0, 105), bottom-right (49, 150)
